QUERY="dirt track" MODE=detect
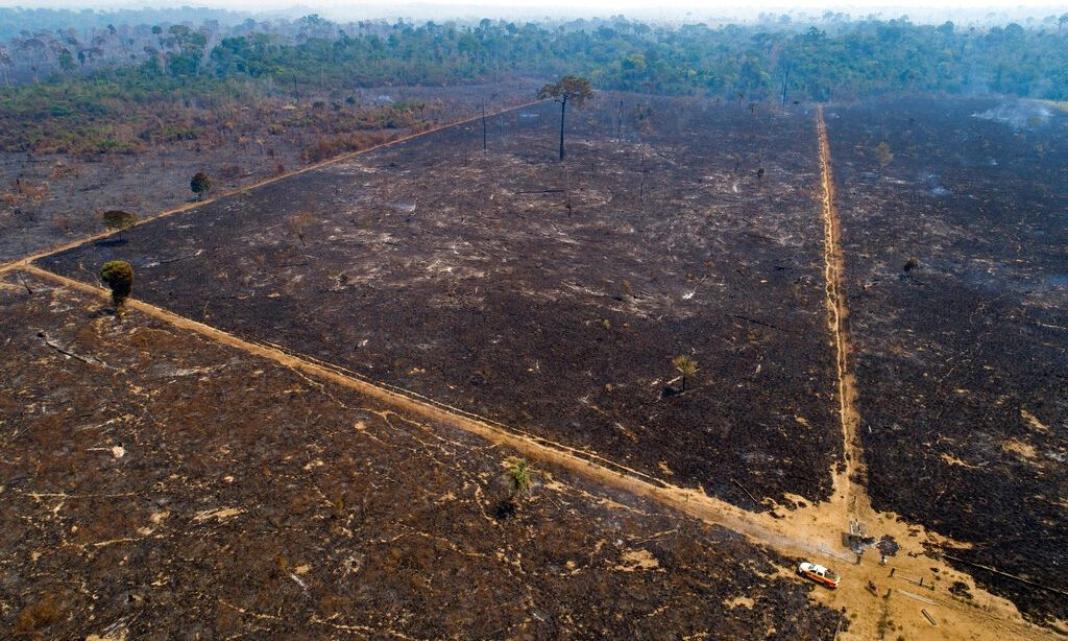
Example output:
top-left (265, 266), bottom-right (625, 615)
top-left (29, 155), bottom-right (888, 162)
top-left (0, 97), bottom-right (542, 278)
top-left (817, 107), bottom-right (865, 517)
top-left (14, 246), bottom-right (1059, 641)
top-left (825, 96), bottom-right (1068, 627)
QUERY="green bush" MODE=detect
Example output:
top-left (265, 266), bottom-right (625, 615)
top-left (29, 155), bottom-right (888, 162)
top-left (99, 260), bottom-right (134, 310)
top-left (190, 172), bottom-right (212, 199)
top-left (101, 210), bottom-right (138, 232)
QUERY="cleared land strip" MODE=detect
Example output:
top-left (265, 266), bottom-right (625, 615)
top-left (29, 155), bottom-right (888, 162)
top-left (0, 98), bottom-right (542, 279)
top-left (816, 107), bottom-right (866, 519)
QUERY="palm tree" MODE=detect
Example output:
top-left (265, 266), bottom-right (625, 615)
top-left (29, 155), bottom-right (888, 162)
top-left (504, 457), bottom-right (531, 497)
top-left (672, 355), bottom-right (699, 392)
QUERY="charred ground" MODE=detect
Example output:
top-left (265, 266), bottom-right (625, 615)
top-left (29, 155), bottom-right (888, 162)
top-left (826, 97), bottom-right (1068, 624)
top-left (18, 91), bottom-right (1067, 634)
top-left (0, 276), bottom-right (844, 640)
top-left (0, 82), bottom-right (535, 262)
top-left (37, 94), bottom-right (842, 509)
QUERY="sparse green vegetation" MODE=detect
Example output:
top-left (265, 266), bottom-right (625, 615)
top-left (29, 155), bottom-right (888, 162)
top-left (504, 457), bottom-right (532, 497)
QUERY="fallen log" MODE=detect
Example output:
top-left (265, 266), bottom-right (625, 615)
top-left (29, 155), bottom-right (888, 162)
top-left (730, 477), bottom-right (762, 506)
top-left (728, 313), bottom-right (789, 333)
top-left (37, 331), bottom-right (111, 369)
top-left (941, 553), bottom-right (1068, 597)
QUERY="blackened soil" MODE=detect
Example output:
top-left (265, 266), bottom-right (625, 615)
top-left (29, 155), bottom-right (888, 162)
top-left (38, 94), bottom-right (841, 509)
top-left (0, 276), bottom-right (844, 640)
top-left (827, 97), bottom-right (1068, 624)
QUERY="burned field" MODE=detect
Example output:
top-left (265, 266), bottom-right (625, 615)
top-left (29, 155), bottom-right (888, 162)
top-left (0, 277), bottom-right (845, 640)
top-left (0, 82), bottom-right (536, 263)
top-left (826, 98), bottom-right (1068, 624)
top-left (37, 95), bottom-right (842, 509)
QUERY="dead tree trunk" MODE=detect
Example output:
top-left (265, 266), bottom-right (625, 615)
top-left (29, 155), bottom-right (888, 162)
top-left (616, 99), bottom-right (623, 141)
top-left (780, 63), bottom-right (790, 107)
top-left (558, 96), bottom-right (568, 161)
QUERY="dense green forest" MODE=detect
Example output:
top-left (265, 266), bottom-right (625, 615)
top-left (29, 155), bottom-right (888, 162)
top-left (0, 7), bottom-right (248, 40)
top-left (5, 14), bottom-right (1068, 100)
top-left (1, 14), bottom-right (1066, 153)
top-left (208, 17), bottom-right (1068, 100)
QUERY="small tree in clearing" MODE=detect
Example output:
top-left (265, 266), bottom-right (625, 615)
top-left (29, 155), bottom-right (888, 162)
top-left (190, 172), bottom-right (211, 201)
top-left (874, 142), bottom-right (894, 168)
top-left (99, 260), bottom-right (134, 312)
top-left (287, 211), bottom-right (315, 248)
top-left (537, 75), bottom-right (594, 161)
top-left (101, 210), bottom-right (138, 239)
top-left (672, 355), bottom-right (699, 392)
top-left (505, 457), bottom-right (531, 498)
top-left (494, 457), bottom-right (532, 519)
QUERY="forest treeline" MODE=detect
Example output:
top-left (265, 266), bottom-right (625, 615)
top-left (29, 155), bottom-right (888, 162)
top-left (1, 14), bottom-right (1066, 153)
top-left (3, 14), bottom-right (1067, 98)
top-left (208, 16), bottom-right (1068, 100)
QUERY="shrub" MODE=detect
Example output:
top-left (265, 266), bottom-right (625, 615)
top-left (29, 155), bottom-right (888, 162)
top-left (287, 211), bottom-right (314, 247)
top-left (301, 131), bottom-right (391, 163)
top-left (504, 457), bottom-right (531, 497)
top-left (493, 457), bottom-right (533, 520)
top-left (219, 164), bottom-right (242, 180)
top-left (99, 260), bottom-right (134, 310)
top-left (875, 142), bottom-right (894, 167)
top-left (190, 171), bottom-right (211, 200)
top-left (101, 209), bottom-right (138, 232)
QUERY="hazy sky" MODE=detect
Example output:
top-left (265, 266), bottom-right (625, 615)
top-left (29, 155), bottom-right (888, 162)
top-left (2, 0), bottom-right (1064, 22)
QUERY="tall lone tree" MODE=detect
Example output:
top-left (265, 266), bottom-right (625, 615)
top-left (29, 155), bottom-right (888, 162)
top-left (537, 76), bottom-right (593, 161)
top-left (99, 260), bottom-right (134, 312)
top-left (190, 172), bottom-right (211, 201)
